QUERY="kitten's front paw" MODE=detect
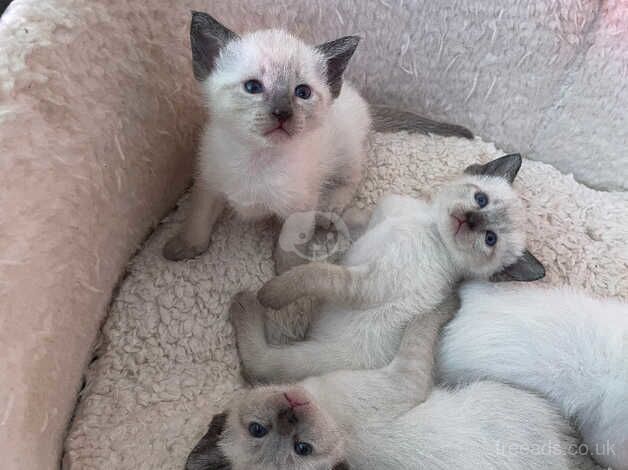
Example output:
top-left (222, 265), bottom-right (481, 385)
top-left (229, 291), bottom-right (262, 326)
top-left (258, 276), bottom-right (295, 310)
top-left (273, 246), bottom-right (307, 275)
top-left (162, 234), bottom-right (208, 261)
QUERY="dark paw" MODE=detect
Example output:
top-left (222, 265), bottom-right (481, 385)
top-left (162, 235), bottom-right (207, 261)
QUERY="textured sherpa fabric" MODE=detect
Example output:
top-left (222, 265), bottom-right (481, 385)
top-left (63, 131), bottom-right (627, 470)
top-left (2, 1), bottom-right (627, 469)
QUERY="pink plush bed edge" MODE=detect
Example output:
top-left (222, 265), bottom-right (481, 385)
top-left (0, 2), bottom-right (200, 467)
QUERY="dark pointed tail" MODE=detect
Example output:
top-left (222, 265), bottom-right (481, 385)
top-left (370, 104), bottom-right (473, 139)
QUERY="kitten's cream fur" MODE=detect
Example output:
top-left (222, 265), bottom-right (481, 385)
top-left (438, 281), bottom-right (628, 470)
top-left (235, 154), bottom-right (544, 383)
top-left (163, 13), bottom-right (370, 269)
top-left (188, 292), bottom-right (593, 470)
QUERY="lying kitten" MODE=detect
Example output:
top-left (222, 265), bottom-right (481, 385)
top-left (186, 292), bottom-right (591, 470)
top-left (164, 12), bottom-right (472, 273)
top-left (438, 281), bottom-right (628, 470)
top-left (235, 154), bottom-right (544, 383)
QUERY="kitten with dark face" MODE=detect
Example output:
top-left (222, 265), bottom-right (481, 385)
top-left (163, 12), bottom-right (472, 273)
top-left (233, 154), bottom-right (545, 383)
top-left (186, 293), bottom-right (592, 470)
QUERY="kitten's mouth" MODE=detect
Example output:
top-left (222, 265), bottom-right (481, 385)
top-left (451, 214), bottom-right (468, 236)
top-left (284, 393), bottom-right (309, 409)
top-left (265, 125), bottom-right (291, 137)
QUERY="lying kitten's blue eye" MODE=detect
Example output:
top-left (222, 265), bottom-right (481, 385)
top-left (485, 230), bottom-right (498, 246)
top-left (244, 80), bottom-right (264, 94)
top-left (294, 441), bottom-right (313, 456)
top-left (474, 192), bottom-right (489, 208)
top-left (295, 84), bottom-right (312, 99)
top-left (248, 422), bottom-right (268, 438)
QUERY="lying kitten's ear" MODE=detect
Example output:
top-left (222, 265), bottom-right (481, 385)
top-left (315, 36), bottom-right (361, 98)
top-left (190, 11), bottom-right (239, 81)
top-left (332, 461), bottom-right (350, 470)
top-left (185, 412), bottom-right (231, 470)
top-left (490, 250), bottom-right (545, 282)
top-left (464, 153), bottom-right (522, 184)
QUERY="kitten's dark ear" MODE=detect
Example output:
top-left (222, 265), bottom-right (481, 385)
top-left (490, 250), bottom-right (545, 282)
top-left (332, 461), bottom-right (350, 470)
top-left (185, 412), bottom-right (231, 470)
top-left (315, 36), bottom-right (361, 98)
top-left (464, 153), bottom-right (522, 184)
top-left (190, 11), bottom-right (239, 81)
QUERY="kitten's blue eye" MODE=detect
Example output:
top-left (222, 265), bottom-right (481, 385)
top-left (295, 84), bottom-right (312, 99)
top-left (474, 192), bottom-right (489, 208)
top-left (244, 80), bottom-right (264, 94)
top-left (485, 231), bottom-right (498, 246)
top-left (248, 422), bottom-right (268, 438)
top-left (294, 441), bottom-right (313, 456)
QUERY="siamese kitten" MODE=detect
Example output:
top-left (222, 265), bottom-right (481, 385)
top-left (185, 292), bottom-right (591, 470)
top-left (235, 154), bottom-right (545, 383)
top-left (164, 12), bottom-right (472, 273)
top-left (438, 281), bottom-right (628, 470)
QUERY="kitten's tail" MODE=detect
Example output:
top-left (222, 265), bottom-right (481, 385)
top-left (370, 104), bottom-right (473, 139)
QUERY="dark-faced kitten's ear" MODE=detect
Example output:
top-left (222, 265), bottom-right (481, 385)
top-left (464, 153), bottom-right (522, 184)
top-left (332, 461), bottom-right (350, 470)
top-left (315, 36), bottom-right (361, 98)
top-left (190, 11), bottom-right (239, 82)
top-left (185, 412), bottom-right (231, 470)
top-left (490, 250), bottom-right (545, 282)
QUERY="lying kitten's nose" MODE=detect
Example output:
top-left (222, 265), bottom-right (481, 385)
top-left (465, 211), bottom-right (486, 230)
top-left (272, 107), bottom-right (293, 123)
top-left (276, 407), bottom-right (298, 436)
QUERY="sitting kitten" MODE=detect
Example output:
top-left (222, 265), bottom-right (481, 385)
top-left (163, 12), bottom-right (472, 273)
top-left (185, 292), bottom-right (592, 470)
top-left (437, 281), bottom-right (628, 470)
top-left (235, 154), bottom-right (545, 383)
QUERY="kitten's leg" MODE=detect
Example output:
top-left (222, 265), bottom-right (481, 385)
top-left (258, 261), bottom-right (380, 310)
top-left (163, 181), bottom-right (225, 261)
top-left (230, 292), bottom-right (345, 383)
top-left (274, 211), bottom-right (316, 274)
top-left (384, 294), bottom-right (458, 402)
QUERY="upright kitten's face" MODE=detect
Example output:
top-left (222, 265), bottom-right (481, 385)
top-left (208, 31), bottom-right (330, 144)
top-left (434, 154), bottom-right (545, 281)
top-left (190, 12), bottom-right (360, 147)
top-left (219, 386), bottom-right (347, 470)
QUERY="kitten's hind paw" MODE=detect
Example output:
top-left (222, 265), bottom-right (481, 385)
top-left (230, 291), bottom-right (263, 326)
top-left (162, 234), bottom-right (208, 261)
top-left (257, 275), bottom-right (299, 310)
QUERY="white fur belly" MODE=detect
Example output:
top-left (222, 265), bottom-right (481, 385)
top-left (311, 304), bottom-right (412, 368)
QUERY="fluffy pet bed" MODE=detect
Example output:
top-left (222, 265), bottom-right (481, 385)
top-left (63, 131), bottom-right (627, 469)
top-left (2, 1), bottom-right (627, 469)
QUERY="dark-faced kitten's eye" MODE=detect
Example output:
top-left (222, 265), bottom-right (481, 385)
top-left (485, 230), bottom-right (498, 246)
top-left (474, 191), bottom-right (489, 208)
top-left (295, 84), bottom-right (312, 99)
top-left (244, 80), bottom-right (264, 94)
top-left (294, 441), bottom-right (313, 456)
top-left (248, 422), bottom-right (268, 438)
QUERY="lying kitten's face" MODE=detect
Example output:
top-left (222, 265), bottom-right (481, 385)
top-left (434, 154), bottom-right (544, 281)
top-left (190, 12), bottom-right (359, 147)
top-left (435, 175), bottom-right (525, 276)
top-left (219, 386), bottom-right (347, 470)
